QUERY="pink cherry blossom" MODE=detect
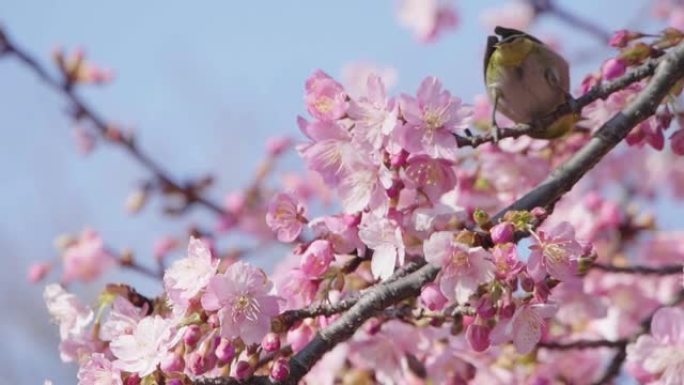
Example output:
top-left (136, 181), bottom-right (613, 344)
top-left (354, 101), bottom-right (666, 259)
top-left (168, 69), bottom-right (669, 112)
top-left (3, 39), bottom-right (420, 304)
top-left (27, 261), bottom-right (52, 283)
top-left (491, 303), bottom-right (558, 354)
top-left (110, 315), bottom-right (173, 376)
top-left (421, 282), bottom-right (448, 311)
top-left (265, 192), bottom-right (307, 242)
top-left (201, 261), bottom-right (280, 345)
top-left (305, 70), bottom-right (348, 121)
top-left (397, 76), bottom-right (471, 158)
top-left (163, 237), bottom-right (218, 310)
top-left (341, 62), bottom-right (398, 99)
top-left (300, 239), bottom-right (334, 278)
top-left (296, 117), bottom-right (357, 185)
top-left (62, 228), bottom-right (114, 283)
top-left (337, 163), bottom-right (391, 213)
top-left (528, 222), bottom-right (583, 282)
top-left (309, 213), bottom-right (364, 255)
top-left (100, 297), bottom-right (146, 342)
top-left (627, 306), bottom-right (684, 385)
top-left (347, 74), bottom-right (398, 150)
top-left (77, 353), bottom-right (122, 385)
top-left (358, 213), bottom-right (406, 280)
top-left (402, 155), bottom-right (457, 203)
top-left (44, 283), bottom-right (93, 343)
top-left (671, 128), bottom-right (684, 155)
top-left (397, 0), bottom-right (458, 43)
top-left (423, 232), bottom-right (496, 304)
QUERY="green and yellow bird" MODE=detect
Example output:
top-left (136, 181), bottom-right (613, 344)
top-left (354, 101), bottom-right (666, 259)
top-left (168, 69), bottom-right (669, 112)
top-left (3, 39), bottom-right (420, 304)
top-left (484, 26), bottom-right (577, 140)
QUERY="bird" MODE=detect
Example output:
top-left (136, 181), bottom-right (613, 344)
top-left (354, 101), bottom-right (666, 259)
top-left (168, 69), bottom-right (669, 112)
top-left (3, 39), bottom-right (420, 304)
top-left (484, 26), bottom-right (577, 140)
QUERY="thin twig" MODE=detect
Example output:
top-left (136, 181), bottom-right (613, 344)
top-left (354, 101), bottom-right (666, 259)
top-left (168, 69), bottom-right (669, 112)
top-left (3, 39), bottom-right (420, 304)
top-left (592, 263), bottom-right (683, 275)
top-left (0, 28), bottom-right (229, 218)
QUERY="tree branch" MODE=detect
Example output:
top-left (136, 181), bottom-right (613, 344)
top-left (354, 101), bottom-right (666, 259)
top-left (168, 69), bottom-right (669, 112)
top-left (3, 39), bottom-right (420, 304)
top-left (0, 27), bottom-right (230, 218)
top-left (530, 0), bottom-right (612, 43)
top-left (592, 263), bottom-right (683, 275)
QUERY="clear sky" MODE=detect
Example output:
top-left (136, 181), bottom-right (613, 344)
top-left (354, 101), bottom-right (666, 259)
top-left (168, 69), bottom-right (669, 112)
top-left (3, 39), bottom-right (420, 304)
top-left (0, 1), bottom-right (652, 384)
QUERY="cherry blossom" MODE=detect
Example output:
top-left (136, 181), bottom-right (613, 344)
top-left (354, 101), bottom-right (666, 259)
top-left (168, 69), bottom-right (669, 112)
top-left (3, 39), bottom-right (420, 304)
top-left (109, 315), bottom-right (173, 376)
top-left (201, 261), bottom-right (280, 344)
top-left (358, 213), bottom-right (406, 280)
top-left (61, 228), bottom-right (114, 283)
top-left (77, 354), bottom-right (122, 385)
top-left (265, 192), bottom-right (307, 242)
top-left (627, 306), bottom-right (684, 385)
top-left (528, 222), bottom-right (584, 282)
top-left (163, 237), bottom-right (218, 310)
top-left (423, 231), bottom-right (496, 304)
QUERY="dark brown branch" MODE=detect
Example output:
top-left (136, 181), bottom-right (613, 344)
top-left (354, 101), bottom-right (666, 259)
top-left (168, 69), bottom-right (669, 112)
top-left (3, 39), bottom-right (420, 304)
top-left (276, 260), bottom-right (425, 330)
top-left (284, 261), bottom-right (439, 385)
top-left (0, 28), bottom-right (229, 218)
top-left (592, 263), bottom-right (683, 275)
top-left (455, 56), bottom-right (663, 148)
top-left (539, 338), bottom-right (628, 350)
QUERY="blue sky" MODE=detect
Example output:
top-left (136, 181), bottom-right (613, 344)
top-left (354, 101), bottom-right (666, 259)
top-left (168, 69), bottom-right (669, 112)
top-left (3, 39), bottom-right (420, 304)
top-left (0, 1), bottom-right (651, 384)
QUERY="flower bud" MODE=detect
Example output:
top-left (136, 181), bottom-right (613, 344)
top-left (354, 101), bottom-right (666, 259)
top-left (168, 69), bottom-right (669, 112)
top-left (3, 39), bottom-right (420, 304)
top-left (609, 29), bottom-right (642, 48)
top-left (300, 239), bottom-right (334, 277)
top-left (266, 136), bottom-right (292, 157)
top-left (390, 149), bottom-right (408, 168)
top-left (671, 129), bottom-right (684, 156)
top-left (521, 274), bottom-right (535, 292)
top-left (270, 358), bottom-right (290, 381)
top-left (262, 333), bottom-right (281, 353)
top-left (234, 360), bottom-right (253, 380)
top-left (124, 374), bottom-right (141, 385)
top-left (160, 352), bottom-right (185, 372)
top-left (420, 283), bottom-right (448, 311)
top-left (476, 297), bottom-right (496, 319)
top-left (500, 303), bottom-right (516, 319)
top-left (466, 324), bottom-right (490, 352)
top-left (601, 58), bottom-right (626, 81)
top-left (166, 379), bottom-right (183, 385)
top-left (215, 338), bottom-right (236, 365)
top-left (490, 222), bottom-right (514, 244)
top-left (183, 325), bottom-right (202, 347)
top-left (27, 262), bottom-right (51, 283)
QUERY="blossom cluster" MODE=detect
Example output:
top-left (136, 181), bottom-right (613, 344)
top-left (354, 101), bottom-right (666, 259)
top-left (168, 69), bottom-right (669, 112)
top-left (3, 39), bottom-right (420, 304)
top-left (38, 25), bottom-right (684, 385)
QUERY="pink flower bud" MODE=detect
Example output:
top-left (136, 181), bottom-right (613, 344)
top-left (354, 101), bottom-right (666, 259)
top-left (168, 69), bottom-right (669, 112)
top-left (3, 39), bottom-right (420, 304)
top-left (160, 352), bottom-right (185, 372)
top-left (476, 297), bottom-right (496, 319)
top-left (288, 323), bottom-right (314, 352)
top-left (215, 338), bottom-right (236, 364)
top-left (153, 236), bottom-right (178, 261)
top-left (187, 351), bottom-right (216, 376)
top-left (490, 222), bottom-right (514, 244)
top-left (530, 207), bottom-right (547, 219)
top-left (262, 333), bottom-right (281, 353)
top-left (601, 58), bottom-right (626, 81)
top-left (300, 239), bottom-right (334, 277)
top-left (609, 29), bottom-right (641, 48)
top-left (266, 136), bottom-right (292, 157)
top-left (234, 360), bottom-right (253, 380)
top-left (420, 283), bottom-right (448, 311)
top-left (183, 325), bottom-right (202, 347)
top-left (386, 180), bottom-right (404, 199)
top-left (500, 303), bottom-right (516, 319)
top-left (521, 274), bottom-right (535, 292)
top-left (270, 358), bottom-right (290, 381)
top-left (27, 262), bottom-right (51, 283)
top-left (390, 149), bottom-right (409, 168)
top-left (125, 374), bottom-right (141, 385)
top-left (166, 379), bottom-right (182, 385)
top-left (671, 129), bottom-right (684, 155)
top-left (466, 324), bottom-right (490, 352)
